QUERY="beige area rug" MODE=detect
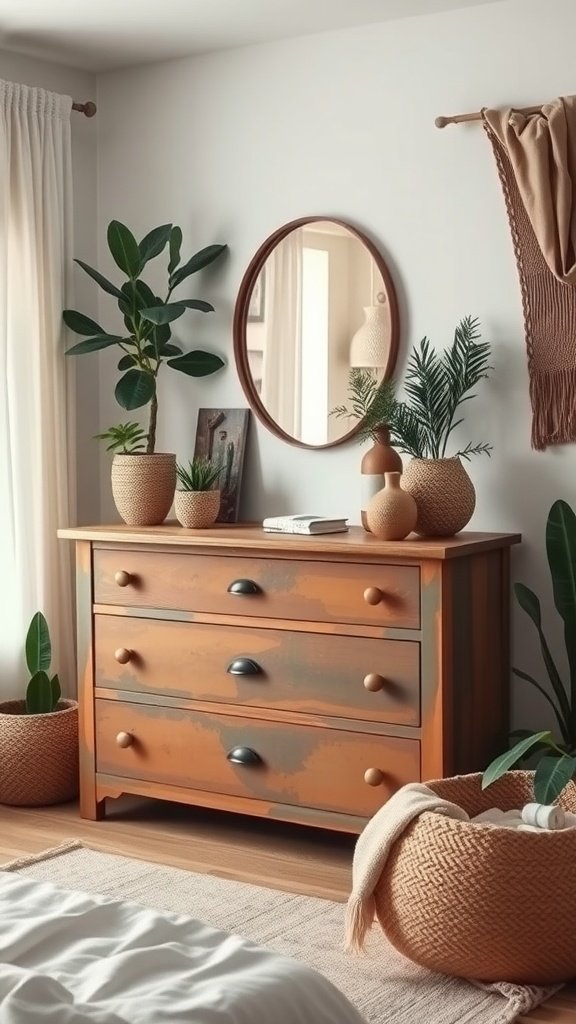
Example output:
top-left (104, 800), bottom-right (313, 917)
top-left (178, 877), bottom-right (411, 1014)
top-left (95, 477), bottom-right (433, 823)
top-left (0, 841), bottom-right (561, 1024)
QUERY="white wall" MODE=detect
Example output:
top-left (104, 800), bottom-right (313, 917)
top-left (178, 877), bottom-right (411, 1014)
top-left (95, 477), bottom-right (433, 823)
top-left (0, 50), bottom-right (100, 524)
top-left (94, 0), bottom-right (576, 732)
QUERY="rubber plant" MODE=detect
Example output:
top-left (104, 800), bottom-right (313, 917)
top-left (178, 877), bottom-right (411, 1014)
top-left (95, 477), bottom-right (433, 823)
top-left (483, 500), bottom-right (576, 803)
top-left (63, 221), bottom-right (227, 453)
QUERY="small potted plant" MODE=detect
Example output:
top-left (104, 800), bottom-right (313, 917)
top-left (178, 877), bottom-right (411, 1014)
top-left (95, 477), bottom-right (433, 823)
top-left (0, 612), bottom-right (78, 806)
top-left (175, 457), bottom-right (221, 528)
top-left (63, 220), bottom-right (228, 526)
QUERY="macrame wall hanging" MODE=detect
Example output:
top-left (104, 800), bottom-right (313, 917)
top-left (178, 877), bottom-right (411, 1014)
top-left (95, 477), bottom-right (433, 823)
top-left (437, 96), bottom-right (576, 450)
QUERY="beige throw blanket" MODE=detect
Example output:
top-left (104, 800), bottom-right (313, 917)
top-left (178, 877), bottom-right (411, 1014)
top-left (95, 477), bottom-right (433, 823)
top-left (345, 783), bottom-right (468, 952)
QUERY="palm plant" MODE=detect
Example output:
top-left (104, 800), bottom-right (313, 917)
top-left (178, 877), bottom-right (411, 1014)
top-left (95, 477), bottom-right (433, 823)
top-left (331, 371), bottom-right (396, 442)
top-left (94, 421), bottom-right (147, 454)
top-left (63, 221), bottom-right (227, 454)
top-left (483, 500), bottom-right (576, 803)
top-left (176, 457), bottom-right (221, 492)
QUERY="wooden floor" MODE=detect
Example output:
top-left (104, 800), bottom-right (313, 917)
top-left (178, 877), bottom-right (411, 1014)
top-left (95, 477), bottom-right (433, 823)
top-left (0, 797), bottom-right (574, 1022)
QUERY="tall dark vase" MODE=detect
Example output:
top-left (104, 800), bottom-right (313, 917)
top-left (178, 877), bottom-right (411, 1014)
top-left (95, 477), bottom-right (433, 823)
top-left (360, 426), bottom-right (402, 532)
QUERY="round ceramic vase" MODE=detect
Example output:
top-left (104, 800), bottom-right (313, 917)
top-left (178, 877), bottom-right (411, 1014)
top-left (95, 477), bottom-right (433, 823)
top-left (175, 490), bottom-right (221, 529)
top-left (402, 456), bottom-right (475, 537)
top-left (360, 426), bottom-right (403, 532)
top-left (366, 471), bottom-right (417, 541)
top-left (111, 453), bottom-right (176, 527)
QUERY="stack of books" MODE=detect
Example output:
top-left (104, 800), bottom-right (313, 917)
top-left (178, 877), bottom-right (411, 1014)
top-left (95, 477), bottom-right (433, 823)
top-left (262, 514), bottom-right (349, 535)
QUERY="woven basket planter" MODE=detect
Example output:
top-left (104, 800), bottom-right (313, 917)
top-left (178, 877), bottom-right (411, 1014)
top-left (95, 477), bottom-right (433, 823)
top-left (374, 771), bottom-right (576, 985)
top-left (402, 457), bottom-right (475, 536)
top-left (175, 490), bottom-right (220, 529)
top-left (111, 453), bottom-right (176, 526)
top-left (0, 699), bottom-right (79, 806)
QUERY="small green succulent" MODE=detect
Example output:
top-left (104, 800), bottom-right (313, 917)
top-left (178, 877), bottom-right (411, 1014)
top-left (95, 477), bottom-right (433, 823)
top-left (176, 457), bottom-right (221, 492)
top-left (94, 421), bottom-right (148, 454)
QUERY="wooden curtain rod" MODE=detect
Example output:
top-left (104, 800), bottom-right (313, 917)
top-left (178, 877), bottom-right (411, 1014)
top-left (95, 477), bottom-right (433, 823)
top-left (72, 101), bottom-right (97, 117)
top-left (435, 104), bottom-right (542, 128)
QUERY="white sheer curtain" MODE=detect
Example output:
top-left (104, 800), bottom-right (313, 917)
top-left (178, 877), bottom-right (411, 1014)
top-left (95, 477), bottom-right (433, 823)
top-left (0, 80), bottom-right (76, 698)
top-left (261, 230), bottom-right (303, 437)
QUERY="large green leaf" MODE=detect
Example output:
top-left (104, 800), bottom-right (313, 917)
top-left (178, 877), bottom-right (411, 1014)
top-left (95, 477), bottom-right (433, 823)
top-left (50, 673), bottom-right (61, 710)
top-left (115, 369), bottom-right (155, 410)
top-left (153, 322), bottom-right (172, 347)
top-left (66, 334), bottom-right (125, 356)
top-left (140, 303), bottom-right (186, 325)
top-left (514, 581), bottom-right (572, 733)
top-left (168, 226), bottom-right (182, 273)
top-left (107, 220), bottom-right (142, 279)
top-left (546, 499), bottom-right (576, 722)
top-left (118, 354), bottom-right (138, 371)
top-left (75, 259), bottom-right (123, 300)
top-left (26, 671), bottom-right (53, 714)
top-left (512, 667), bottom-right (571, 744)
top-left (179, 299), bottom-right (214, 313)
top-left (170, 243), bottom-right (227, 288)
top-left (167, 351), bottom-right (225, 377)
top-left (139, 224), bottom-right (172, 265)
top-left (482, 731), bottom-right (553, 789)
top-left (534, 754), bottom-right (576, 803)
top-left (62, 310), bottom-right (104, 336)
top-left (25, 612), bottom-right (51, 674)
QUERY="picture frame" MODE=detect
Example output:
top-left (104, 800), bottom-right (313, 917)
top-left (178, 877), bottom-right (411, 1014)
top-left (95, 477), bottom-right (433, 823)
top-left (193, 408), bottom-right (251, 523)
top-left (247, 268), bottom-right (265, 322)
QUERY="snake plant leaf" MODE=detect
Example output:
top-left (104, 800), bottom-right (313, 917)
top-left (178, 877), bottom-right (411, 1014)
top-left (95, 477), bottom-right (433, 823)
top-left (25, 612), bottom-right (51, 675)
top-left (534, 754), bottom-right (576, 804)
top-left (546, 499), bottom-right (576, 717)
top-left (179, 299), bottom-right (214, 313)
top-left (107, 220), bottom-right (143, 280)
top-left (74, 258), bottom-right (124, 299)
top-left (167, 351), bottom-right (225, 377)
top-left (66, 334), bottom-right (125, 356)
top-left (482, 731), bottom-right (553, 789)
top-left (140, 303), bottom-right (186, 325)
top-left (63, 310), bottom-right (104, 336)
top-left (169, 244), bottom-right (227, 288)
top-left (26, 671), bottom-right (53, 714)
top-left (168, 226), bottom-right (182, 273)
top-left (514, 582), bottom-right (572, 732)
top-left (139, 224), bottom-right (172, 265)
top-left (50, 673), bottom-right (61, 709)
top-left (115, 369), bottom-right (155, 410)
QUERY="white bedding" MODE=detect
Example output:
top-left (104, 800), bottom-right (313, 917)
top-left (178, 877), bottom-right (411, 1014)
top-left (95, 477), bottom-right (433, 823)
top-left (0, 873), bottom-right (365, 1024)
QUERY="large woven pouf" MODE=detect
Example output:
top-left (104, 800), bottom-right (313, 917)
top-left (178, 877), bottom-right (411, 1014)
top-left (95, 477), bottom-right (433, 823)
top-left (374, 772), bottom-right (576, 985)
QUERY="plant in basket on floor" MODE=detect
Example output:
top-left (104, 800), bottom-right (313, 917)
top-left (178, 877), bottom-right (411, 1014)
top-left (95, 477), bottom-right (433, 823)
top-left (483, 499), bottom-right (576, 804)
top-left (175, 457), bottom-right (222, 528)
top-left (0, 612), bottom-right (78, 806)
top-left (63, 220), bottom-right (228, 526)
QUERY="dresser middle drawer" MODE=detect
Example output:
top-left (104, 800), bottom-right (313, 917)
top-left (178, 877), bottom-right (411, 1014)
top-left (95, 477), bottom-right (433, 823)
top-left (95, 616), bottom-right (421, 726)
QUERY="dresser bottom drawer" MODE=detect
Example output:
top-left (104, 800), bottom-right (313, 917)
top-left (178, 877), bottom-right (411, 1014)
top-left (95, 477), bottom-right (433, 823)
top-left (95, 700), bottom-right (420, 818)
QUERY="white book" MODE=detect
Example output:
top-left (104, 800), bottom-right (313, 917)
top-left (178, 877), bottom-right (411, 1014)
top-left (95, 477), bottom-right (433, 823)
top-left (262, 514), bottom-right (349, 535)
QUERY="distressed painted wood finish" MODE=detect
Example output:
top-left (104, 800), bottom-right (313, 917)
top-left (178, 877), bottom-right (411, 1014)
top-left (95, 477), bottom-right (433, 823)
top-left (93, 548), bottom-right (421, 629)
top-left (94, 699), bottom-right (420, 818)
top-left (94, 615), bottom-right (421, 726)
top-left (74, 542), bottom-right (105, 821)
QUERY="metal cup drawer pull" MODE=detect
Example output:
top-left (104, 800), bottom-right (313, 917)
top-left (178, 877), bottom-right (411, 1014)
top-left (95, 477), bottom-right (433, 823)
top-left (114, 647), bottom-right (132, 665)
top-left (227, 746), bottom-right (262, 766)
top-left (227, 657), bottom-right (262, 676)
top-left (364, 767), bottom-right (385, 786)
top-left (227, 579), bottom-right (262, 596)
top-left (114, 570), bottom-right (133, 587)
top-left (116, 731), bottom-right (134, 748)
top-left (363, 673), bottom-right (387, 692)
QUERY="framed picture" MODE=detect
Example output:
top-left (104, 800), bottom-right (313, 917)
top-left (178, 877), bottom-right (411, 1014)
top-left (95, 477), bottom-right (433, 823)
top-left (193, 408), bottom-right (251, 523)
top-left (248, 269), bottom-right (265, 322)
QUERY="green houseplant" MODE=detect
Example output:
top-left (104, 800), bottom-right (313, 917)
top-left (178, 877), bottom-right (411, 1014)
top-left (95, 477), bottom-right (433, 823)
top-left (174, 457), bottom-right (222, 528)
top-left (483, 500), bottom-right (576, 804)
top-left (64, 220), bottom-right (227, 526)
top-left (0, 612), bottom-right (78, 806)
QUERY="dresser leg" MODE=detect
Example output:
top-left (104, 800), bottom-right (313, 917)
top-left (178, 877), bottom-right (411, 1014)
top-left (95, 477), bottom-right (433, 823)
top-left (80, 789), bottom-right (106, 821)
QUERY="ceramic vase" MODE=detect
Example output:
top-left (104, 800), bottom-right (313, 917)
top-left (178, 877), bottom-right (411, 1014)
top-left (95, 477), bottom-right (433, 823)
top-left (111, 453), bottom-right (176, 527)
top-left (360, 426), bottom-right (402, 531)
top-left (175, 490), bottom-right (221, 529)
top-left (366, 471), bottom-right (417, 541)
top-left (402, 457), bottom-right (475, 537)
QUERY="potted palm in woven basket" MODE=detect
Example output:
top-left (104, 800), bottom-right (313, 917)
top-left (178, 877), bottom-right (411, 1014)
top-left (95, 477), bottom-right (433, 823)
top-left (175, 457), bottom-right (221, 528)
top-left (0, 612), bottom-right (78, 806)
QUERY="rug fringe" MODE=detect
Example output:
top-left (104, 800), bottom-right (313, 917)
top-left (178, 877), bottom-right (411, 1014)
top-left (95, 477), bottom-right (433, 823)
top-left (1, 839), bottom-right (85, 872)
top-left (344, 893), bottom-right (375, 952)
top-left (530, 367), bottom-right (576, 449)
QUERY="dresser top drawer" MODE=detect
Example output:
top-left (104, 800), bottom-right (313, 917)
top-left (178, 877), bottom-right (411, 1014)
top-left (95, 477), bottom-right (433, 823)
top-left (93, 549), bottom-right (420, 629)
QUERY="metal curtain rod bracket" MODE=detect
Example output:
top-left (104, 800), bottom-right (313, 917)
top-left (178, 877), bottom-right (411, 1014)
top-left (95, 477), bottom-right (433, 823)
top-left (435, 104), bottom-right (542, 128)
top-left (72, 101), bottom-right (97, 117)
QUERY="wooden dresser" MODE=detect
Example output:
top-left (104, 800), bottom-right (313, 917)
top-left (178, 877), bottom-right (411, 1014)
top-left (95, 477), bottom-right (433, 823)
top-left (59, 524), bottom-right (520, 832)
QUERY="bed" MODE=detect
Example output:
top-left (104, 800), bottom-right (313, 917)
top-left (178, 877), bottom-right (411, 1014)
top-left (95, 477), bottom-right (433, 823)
top-left (0, 873), bottom-right (365, 1024)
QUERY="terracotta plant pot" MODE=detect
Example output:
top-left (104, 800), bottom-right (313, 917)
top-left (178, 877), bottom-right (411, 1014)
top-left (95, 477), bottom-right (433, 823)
top-left (360, 426), bottom-right (403, 532)
top-left (0, 699), bottom-right (79, 806)
top-left (366, 471), bottom-right (417, 541)
top-left (402, 457), bottom-right (475, 537)
top-left (111, 453), bottom-right (176, 526)
top-left (175, 490), bottom-right (220, 529)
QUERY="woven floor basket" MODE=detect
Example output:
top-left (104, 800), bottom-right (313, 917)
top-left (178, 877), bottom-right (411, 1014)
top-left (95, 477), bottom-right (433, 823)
top-left (375, 771), bottom-right (576, 985)
top-left (0, 699), bottom-right (79, 806)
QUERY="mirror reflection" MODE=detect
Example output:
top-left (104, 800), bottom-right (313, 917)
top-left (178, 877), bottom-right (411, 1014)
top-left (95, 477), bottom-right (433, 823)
top-left (244, 221), bottom-right (395, 447)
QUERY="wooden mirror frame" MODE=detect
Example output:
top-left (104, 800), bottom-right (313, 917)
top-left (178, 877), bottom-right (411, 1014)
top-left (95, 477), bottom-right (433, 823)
top-left (233, 216), bottom-right (400, 450)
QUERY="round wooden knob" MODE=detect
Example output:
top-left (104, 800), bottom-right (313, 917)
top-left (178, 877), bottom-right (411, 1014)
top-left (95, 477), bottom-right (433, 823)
top-left (363, 673), bottom-right (386, 692)
top-left (114, 647), bottom-right (132, 665)
top-left (115, 731), bottom-right (133, 748)
top-left (364, 767), bottom-right (385, 787)
top-left (114, 570), bottom-right (132, 587)
top-left (363, 586), bottom-right (384, 606)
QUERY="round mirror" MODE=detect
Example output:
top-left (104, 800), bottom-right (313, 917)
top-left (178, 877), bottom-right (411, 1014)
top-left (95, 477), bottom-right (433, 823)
top-left (233, 217), bottom-right (399, 449)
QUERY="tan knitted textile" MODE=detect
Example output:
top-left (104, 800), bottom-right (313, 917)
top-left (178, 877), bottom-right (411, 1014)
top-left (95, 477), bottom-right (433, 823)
top-left (483, 98), bottom-right (576, 449)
